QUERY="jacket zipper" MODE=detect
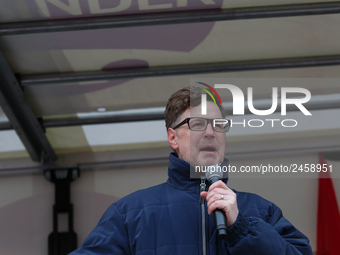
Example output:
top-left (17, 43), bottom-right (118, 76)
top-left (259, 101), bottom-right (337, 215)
top-left (200, 176), bottom-right (207, 255)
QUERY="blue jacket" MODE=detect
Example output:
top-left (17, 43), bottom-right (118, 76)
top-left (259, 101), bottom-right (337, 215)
top-left (70, 153), bottom-right (312, 254)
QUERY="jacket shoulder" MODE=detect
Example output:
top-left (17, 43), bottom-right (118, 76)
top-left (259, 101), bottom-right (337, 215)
top-left (115, 182), bottom-right (195, 215)
top-left (115, 182), bottom-right (166, 212)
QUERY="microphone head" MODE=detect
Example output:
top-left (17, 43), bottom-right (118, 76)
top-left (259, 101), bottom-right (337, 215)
top-left (205, 164), bottom-right (224, 181)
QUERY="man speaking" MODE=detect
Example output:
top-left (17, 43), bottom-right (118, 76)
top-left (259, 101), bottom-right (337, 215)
top-left (70, 87), bottom-right (312, 254)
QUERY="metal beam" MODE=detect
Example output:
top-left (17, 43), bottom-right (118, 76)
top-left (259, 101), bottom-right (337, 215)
top-left (0, 50), bottom-right (57, 162)
top-left (0, 2), bottom-right (340, 36)
top-left (1, 145), bottom-right (340, 177)
top-left (42, 113), bottom-right (165, 128)
top-left (32, 91), bottom-right (340, 128)
top-left (0, 113), bottom-right (165, 130)
top-left (0, 121), bottom-right (12, 131)
top-left (1, 93), bottom-right (340, 130)
top-left (21, 54), bottom-right (340, 86)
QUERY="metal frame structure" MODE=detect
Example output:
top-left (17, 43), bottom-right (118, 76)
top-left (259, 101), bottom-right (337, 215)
top-left (0, 2), bottom-right (340, 35)
top-left (1, 2), bottom-right (340, 161)
top-left (0, 50), bottom-right (57, 163)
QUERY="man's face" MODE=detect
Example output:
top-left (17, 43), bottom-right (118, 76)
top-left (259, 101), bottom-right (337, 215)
top-left (169, 101), bottom-right (226, 167)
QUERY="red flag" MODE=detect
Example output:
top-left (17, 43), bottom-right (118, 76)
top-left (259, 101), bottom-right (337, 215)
top-left (317, 154), bottom-right (340, 255)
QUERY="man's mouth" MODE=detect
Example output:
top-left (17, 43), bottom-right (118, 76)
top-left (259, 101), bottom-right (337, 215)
top-left (200, 146), bottom-right (217, 152)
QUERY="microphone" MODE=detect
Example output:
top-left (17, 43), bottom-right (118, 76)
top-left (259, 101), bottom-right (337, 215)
top-left (206, 164), bottom-right (227, 238)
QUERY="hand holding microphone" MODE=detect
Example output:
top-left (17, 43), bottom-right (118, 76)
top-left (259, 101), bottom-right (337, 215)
top-left (200, 168), bottom-right (239, 237)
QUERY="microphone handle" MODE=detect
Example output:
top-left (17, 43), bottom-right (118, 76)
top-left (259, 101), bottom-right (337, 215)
top-left (209, 177), bottom-right (227, 238)
top-left (214, 209), bottom-right (227, 238)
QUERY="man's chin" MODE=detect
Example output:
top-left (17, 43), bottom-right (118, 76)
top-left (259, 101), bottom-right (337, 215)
top-left (194, 158), bottom-right (220, 167)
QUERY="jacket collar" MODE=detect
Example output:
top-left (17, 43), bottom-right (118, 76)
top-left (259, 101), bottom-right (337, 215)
top-left (166, 153), bottom-right (229, 191)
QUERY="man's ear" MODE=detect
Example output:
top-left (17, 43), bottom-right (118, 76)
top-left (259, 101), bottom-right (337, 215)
top-left (167, 128), bottom-right (178, 151)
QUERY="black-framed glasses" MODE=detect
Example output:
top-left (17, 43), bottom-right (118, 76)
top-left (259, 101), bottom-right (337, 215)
top-left (172, 117), bottom-right (230, 133)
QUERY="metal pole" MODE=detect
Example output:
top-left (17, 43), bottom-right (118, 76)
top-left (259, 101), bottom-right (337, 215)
top-left (21, 55), bottom-right (340, 86)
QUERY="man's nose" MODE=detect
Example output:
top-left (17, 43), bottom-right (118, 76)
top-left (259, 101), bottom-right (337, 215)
top-left (204, 123), bottom-right (215, 136)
